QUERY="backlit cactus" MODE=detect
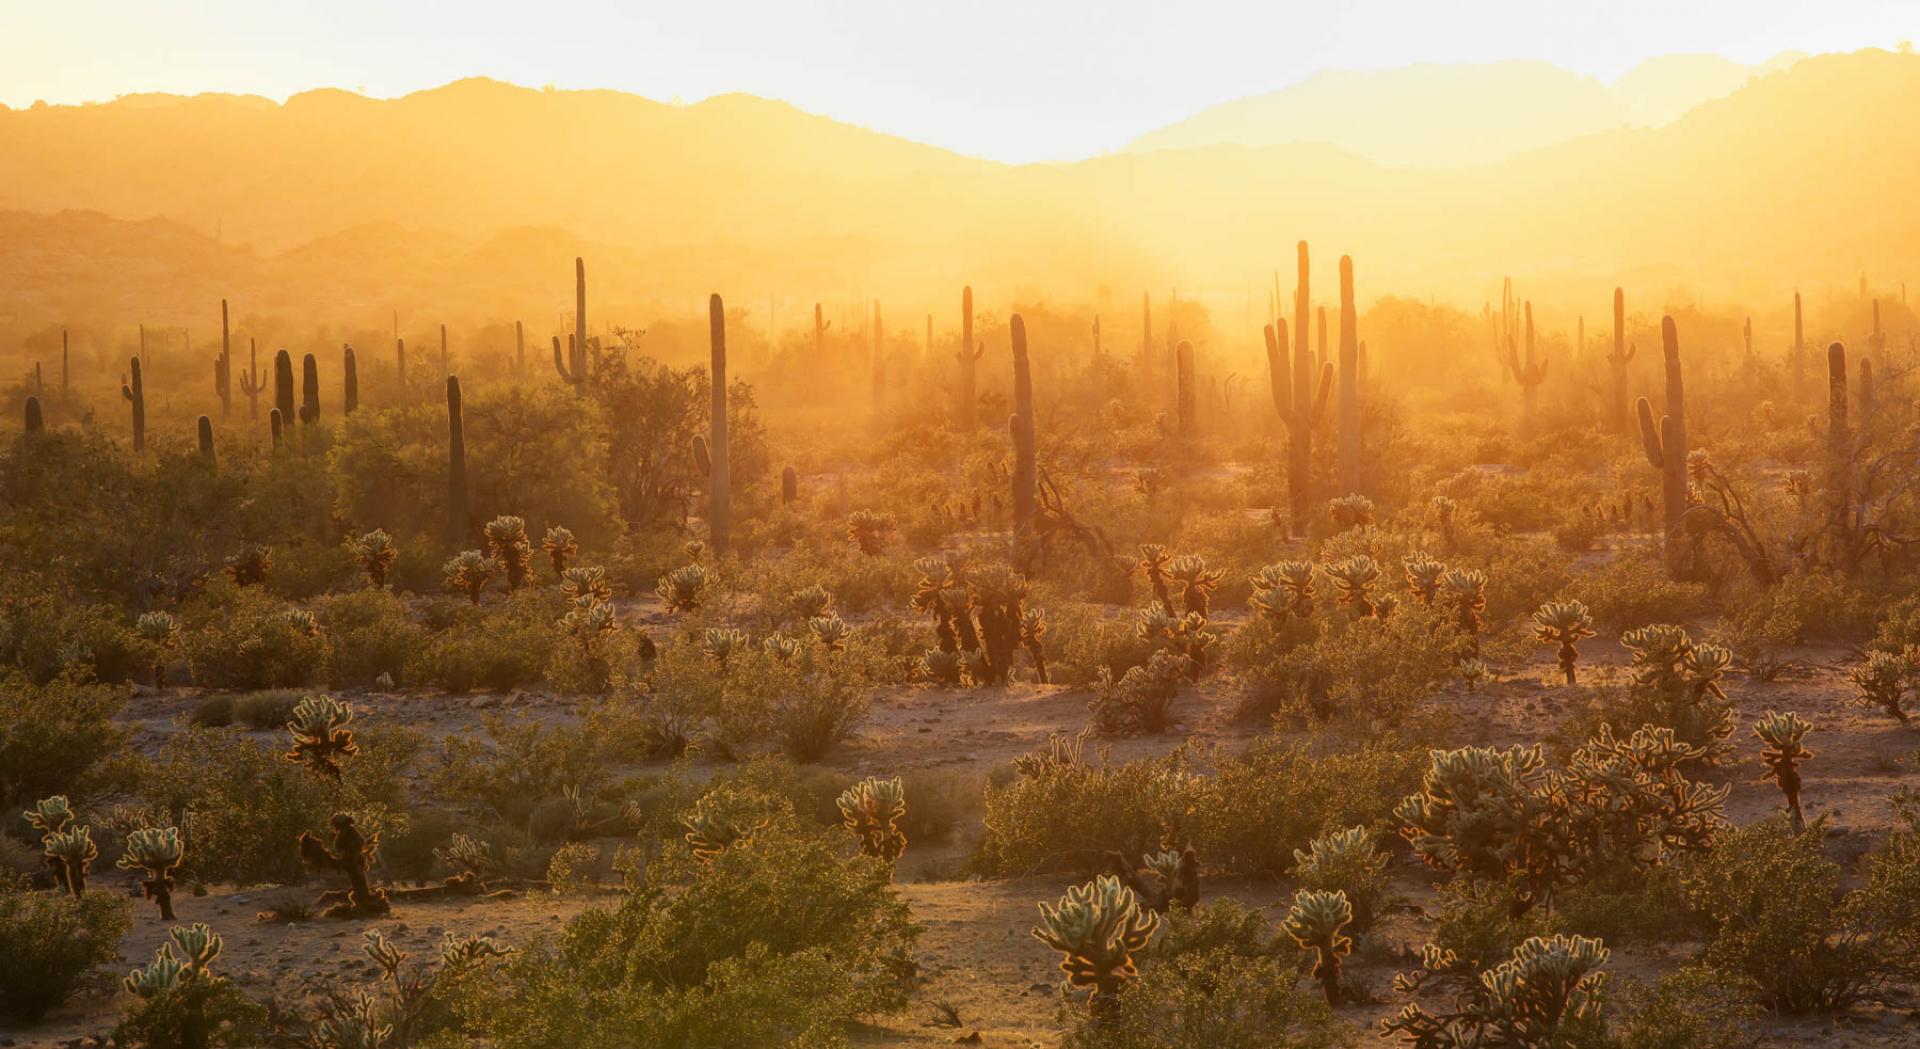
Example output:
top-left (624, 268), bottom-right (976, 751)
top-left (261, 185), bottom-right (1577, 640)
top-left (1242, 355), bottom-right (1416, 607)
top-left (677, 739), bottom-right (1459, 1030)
top-left (703, 627), bottom-right (746, 665)
top-left (1847, 649), bottom-right (1911, 724)
top-left (24, 395), bottom-right (42, 434)
top-left (1266, 241), bottom-right (1336, 529)
top-left (1165, 554), bottom-right (1224, 618)
top-left (561, 565), bottom-right (612, 607)
top-left (955, 285), bottom-right (982, 431)
top-left (764, 634), bottom-right (803, 664)
top-left (788, 583), bottom-right (834, 621)
top-left (1032, 874), bottom-right (1162, 1005)
top-left (1635, 316), bottom-right (1690, 575)
top-left (447, 375), bottom-right (469, 548)
top-left (1607, 286), bottom-right (1634, 432)
top-left (846, 509), bottom-right (896, 554)
top-left (300, 352), bottom-right (320, 425)
top-left (561, 596), bottom-right (618, 644)
top-left (707, 293), bottom-right (733, 553)
top-left (1282, 888), bottom-right (1354, 1005)
top-left (808, 612), bottom-right (851, 652)
top-left (484, 515), bottom-right (533, 589)
top-left (1337, 254), bottom-right (1363, 493)
top-left (1504, 300), bottom-right (1550, 431)
top-left (1754, 710), bottom-right (1813, 832)
top-left (1327, 554), bottom-right (1382, 617)
top-left (656, 563), bottom-right (710, 614)
top-left (837, 776), bottom-right (908, 865)
top-left (135, 610), bottom-right (179, 686)
top-left (1440, 567), bottom-right (1486, 646)
top-left (542, 525), bottom-right (578, 578)
top-left (1292, 826), bottom-right (1389, 931)
top-left (443, 550), bottom-right (496, 604)
top-left (284, 695), bottom-right (359, 780)
top-left (343, 343), bottom-right (358, 413)
top-left (196, 415), bottom-right (216, 469)
top-left (45, 824), bottom-right (99, 896)
top-left (1173, 339), bottom-right (1196, 437)
top-left (350, 528), bottom-right (398, 588)
top-left (124, 924), bottom-right (225, 1000)
top-left (121, 356), bottom-right (146, 451)
top-left (681, 792), bottom-right (766, 863)
top-left (118, 825), bottom-right (185, 920)
top-left (1327, 493), bottom-right (1375, 531)
top-left (1383, 934), bottom-right (1609, 1046)
top-left (1530, 599), bottom-right (1595, 685)
top-left (1011, 314), bottom-right (1038, 528)
top-left (298, 812), bottom-right (389, 917)
top-left (1404, 553), bottom-right (1446, 605)
top-left (1019, 607), bottom-right (1050, 683)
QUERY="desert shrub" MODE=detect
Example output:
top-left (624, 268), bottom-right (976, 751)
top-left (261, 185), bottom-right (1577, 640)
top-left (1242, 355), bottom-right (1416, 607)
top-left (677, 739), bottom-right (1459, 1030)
top-left (1088, 648), bottom-right (1188, 736)
top-left (704, 645), bottom-right (872, 763)
top-left (0, 871), bottom-right (131, 1024)
top-left (1868, 591), bottom-right (1920, 654)
top-left (0, 671), bottom-right (130, 810)
top-left (1044, 601), bottom-right (1157, 687)
top-left (1565, 549), bottom-right (1709, 633)
top-left (1153, 898), bottom-right (1280, 962)
top-left (974, 746), bottom-right (1198, 876)
top-left (0, 588), bottom-right (145, 685)
top-left (1553, 514), bottom-right (1604, 553)
top-left (231, 690), bottom-right (302, 730)
top-left (1240, 601), bottom-right (1463, 724)
top-left (380, 808), bottom-right (458, 883)
top-left (318, 587), bottom-right (429, 688)
top-left (1061, 947), bottom-right (1351, 1049)
top-left (181, 582), bottom-right (324, 690)
top-left (894, 767), bottom-right (981, 846)
top-left (453, 791), bottom-right (915, 1048)
top-left (1600, 966), bottom-right (1761, 1049)
top-left (1711, 586), bottom-right (1800, 682)
top-left (1566, 625), bottom-right (1735, 761)
top-left (434, 714), bottom-right (610, 827)
top-left (1195, 737), bottom-right (1426, 877)
top-left (407, 589), bottom-right (562, 692)
top-left (114, 925), bottom-right (262, 1049)
top-left (1679, 816), bottom-right (1907, 1012)
top-left (1546, 865), bottom-right (1701, 948)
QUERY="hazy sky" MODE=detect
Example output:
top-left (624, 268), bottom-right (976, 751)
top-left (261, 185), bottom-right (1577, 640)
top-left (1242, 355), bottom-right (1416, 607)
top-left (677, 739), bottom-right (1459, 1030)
top-left (4, 1), bottom-right (1914, 161)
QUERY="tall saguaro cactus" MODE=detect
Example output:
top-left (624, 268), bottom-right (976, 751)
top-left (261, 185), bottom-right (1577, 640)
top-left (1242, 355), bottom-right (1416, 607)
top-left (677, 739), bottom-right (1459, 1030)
top-left (955, 286), bottom-right (981, 431)
top-left (1826, 343), bottom-right (1852, 556)
top-left (1635, 316), bottom-right (1689, 575)
top-left (216, 299), bottom-right (233, 417)
top-left (708, 294), bottom-right (732, 554)
top-left (1140, 291), bottom-right (1154, 391)
top-left (1608, 288), bottom-right (1633, 433)
top-left (1270, 241), bottom-right (1336, 529)
top-left (24, 396), bottom-right (43, 434)
top-left (1337, 255), bottom-right (1361, 493)
top-left (514, 320), bottom-right (525, 375)
top-left (1507, 302), bottom-right (1549, 431)
top-left (238, 338), bottom-right (262, 418)
top-left (273, 349), bottom-right (295, 423)
top-left (300, 353), bottom-right (321, 425)
top-left (447, 376), bottom-right (469, 548)
top-left (871, 300), bottom-right (886, 412)
top-left (61, 329), bottom-right (68, 394)
top-left (343, 344), bottom-right (359, 414)
top-left (1011, 315), bottom-right (1037, 531)
top-left (1791, 290), bottom-right (1805, 387)
top-left (197, 416), bottom-right (216, 469)
top-left (122, 357), bottom-right (146, 452)
top-left (1174, 341), bottom-right (1196, 437)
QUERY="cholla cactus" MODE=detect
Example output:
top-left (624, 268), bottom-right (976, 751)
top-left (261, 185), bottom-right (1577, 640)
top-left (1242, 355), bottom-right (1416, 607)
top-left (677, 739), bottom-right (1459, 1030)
top-left (1458, 658), bottom-right (1487, 691)
top-left (1272, 560), bottom-right (1318, 618)
top-left (1754, 710), bottom-right (1813, 832)
top-left (846, 509), bottom-right (896, 555)
top-left (436, 929), bottom-right (516, 972)
top-left (1012, 728), bottom-right (1090, 778)
top-left (837, 776), bottom-right (907, 865)
top-left (1135, 607), bottom-right (1215, 681)
top-left (1032, 875), bottom-right (1162, 1004)
top-left (350, 528), bottom-right (399, 588)
top-left (1019, 607), bottom-right (1050, 683)
top-left (1404, 553), bottom-right (1447, 605)
top-left (656, 563), bottom-right (709, 614)
top-left (1282, 889), bottom-right (1354, 1005)
top-left (1847, 650), bottom-right (1911, 724)
top-left (541, 524), bottom-right (578, 578)
top-left (283, 608), bottom-right (320, 638)
top-left (433, 832), bottom-right (495, 884)
top-left (225, 543), bottom-right (273, 586)
top-left (124, 924), bottom-right (226, 998)
top-left (442, 550), bottom-right (497, 604)
top-left (117, 825), bottom-right (185, 919)
top-left (703, 627), bottom-right (747, 665)
top-left (1440, 567), bottom-right (1487, 646)
top-left (1429, 495), bottom-right (1459, 550)
top-left (1292, 826), bottom-right (1389, 931)
top-left (808, 613), bottom-right (851, 652)
top-left (561, 599), bottom-right (617, 646)
top-left (44, 824), bottom-right (99, 896)
top-left (1327, 494), bottom-right (1375, 531)
top-left (24, 795), bottom-right (75, 837)
top-left (1684, 643), bottom-right (1733, 701)
top-left (484, 515), bottom-right (533, 589)
top-left (1166, 554), bottom-right (1225, 618)
top-left (920, 647), bottom-right (964, 685)
top-left (297, 812), bottom-right (389, 917)
top-left (284, 695), bottom-right (359, 780)
top-left (136, 610), bottom-right (180, 687)
top-left (1138, 544), bottom-right (1175, 615)
top-left (681, 794), bottom-right (764, 862)
top-left (1530, 599), bottom-right (1596, 685)
top-left (910, 554), bottom-right (967, 652)
top-left (1327, 555), bottom-right (1382, 616)
top-left (788, 584), bottom-right (835, 622)
top-left (561, 565), bottom-right (612, 607)
top-left (682, 539), bottom-right (707, 563)
top-left (1383, 935), bottom-right (1610, 1047)
top-left (762, 634), bottom-right (802, 664)
top-left (1621, 623), bottom-right (1693, 688)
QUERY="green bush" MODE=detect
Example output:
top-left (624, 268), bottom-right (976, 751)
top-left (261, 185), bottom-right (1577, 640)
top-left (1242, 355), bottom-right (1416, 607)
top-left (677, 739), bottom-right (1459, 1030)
top-left (407, 589), bottom-right (560, 693)
top-left (0, 588), bottom-right (145, 685)
top-left (1061, 946), bottom-right (1351, 1049)
top-left (181, 582), bottom-right (324, 690)
top-left (0, 872), bottom-right (131, 1023)
top-left (974, 746), bottom-right (1197, 876)
top-left (1195, 737), bottom-right (1426, 877)
top-left (319, 588), bottom-right (429, 688)
top-left (1235, 603), bottom-right (1463, 724)
top-left (0, 672), bottom-right (131, 813)
top-left (434, 715), bottom-right (610, 826)
top-left (1565, 549), bottom-right (1709, 634)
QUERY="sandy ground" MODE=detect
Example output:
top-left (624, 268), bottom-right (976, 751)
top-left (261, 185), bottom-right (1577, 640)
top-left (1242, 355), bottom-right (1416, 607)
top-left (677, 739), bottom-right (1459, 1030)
top-left (7, 636), bottom-right (1920, 1048)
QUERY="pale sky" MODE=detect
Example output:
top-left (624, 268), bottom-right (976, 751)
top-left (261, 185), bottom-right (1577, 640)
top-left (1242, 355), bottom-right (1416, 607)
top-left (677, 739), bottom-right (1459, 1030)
top-left (3, 1), bottom-right (1914, 162)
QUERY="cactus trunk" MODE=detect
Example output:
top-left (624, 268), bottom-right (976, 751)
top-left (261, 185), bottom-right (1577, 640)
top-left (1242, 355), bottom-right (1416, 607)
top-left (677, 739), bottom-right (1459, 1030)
top-left (343, 344), bottom-right (359, 413)
top-left (1175, 340), bottom-right (1196, 437)
top-left (273, 349), bottom-right (295, 422)
top-left (1290, 242), bottom-right (1317, 526)
top-left (956, 286), bottom-right (979, 431)
top-left (708, 294), bottom-right (732, 554)
top-left (447, 376), bottom-right (468, 548)
top-left (197, 415), bottom-right (216, 469)
top-left (1337, 255), bottom-right (1361, 494)
top-left (872, 300), bottom-right (885, 413)
top-left (217, 298), bottom-right (232, 417)
top-left (300, 353), bottom-right (320, 425)
top-left (122, 357), bottom-right (146, 452)
top-left (1011, 315), bottom-right (1037, 531)
top-left (782, 464), bottom-right (798, 504)
top-left (574, 257), bottom-right (587, 386)
top-left (24, 396), bottom-right (43, 434)
top-left (1792, 290), bottom-right (1804, 388)
top-left (1609, 287), bottom-right (1630, 433)
top-left (61, 329), bottom-right (68, 394)
top-left (270, 407), bottom-right (283, 447)
top-left (1827, 343), bottom-right (1852, 556)
top-left (1634, 317), bottom-right (1689, 575)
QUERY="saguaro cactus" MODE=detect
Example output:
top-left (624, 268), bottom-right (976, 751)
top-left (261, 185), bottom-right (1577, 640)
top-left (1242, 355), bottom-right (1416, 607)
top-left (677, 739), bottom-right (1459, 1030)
top-left (1337, 254), bottom-right (1361, 493)
top-left (61, 329), bottom-right (68, 394)
top-left (215, 298), bottom-right (232, 417)
top-left (1011, 315), bottom-right (1037, 531)
top-left (240, 336), bottom-right (263, 414)
top-left (1266, 241), bottom-right (1335, 531)
top-left (554, 261), bottom-right (588, 391)
top-left (343, 344), bottom-right (359, 413)
top-left (121, 357), bottom-right (146, 451)
top-left (439, 324), bottom-right (449, 379)
top-left (708, 294), bottom-right (732, 554)
top-left (197, 416), bottom-right (216, 469)
top-left (1635, 316), bottom-right (1689, 575)
top-left (871, 300), bottom-right (886, 411)
top-left (1608, 288), bottom-right (1633, 433)
top-left (1791, 290), bottom-right (1805, 387)
top-left (24, 396), bottom-right (42, 434)
top-left (955, 286), bottom-right (981, 431)
top-left (273, 349), bottom-right (295, 422)
top-left (1826, 343), bottom-right (1853, 555)
top-left (300, 353), bottom-right (320, 425)
top-left (1507, 301), bottom-right (1549, 431)
top-left (395, 335), bottom-right (408, 391)
top-left (447, 376), bottom-right (469, 548)
top-left (1174, 340), bottom-right (1196, 437)
top-left (269, 408), bottom-right (283, 447)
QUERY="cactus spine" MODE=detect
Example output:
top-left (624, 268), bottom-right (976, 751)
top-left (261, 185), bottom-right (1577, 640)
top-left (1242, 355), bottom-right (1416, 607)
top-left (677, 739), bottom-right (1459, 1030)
top-left (1337, 254), bottom-right (1361, 493)
top-left (1608, 288), bottom-right (1633, 433)
top-left (197, 416), bottom-right (216, 469)
top-left (1174, 340), bottom-right (1196, 437)
top-left (300, 353), bottom-right (320, 425)
top-left (24, 396), bottom-right (43, 434)
top-left (343, 344), bottom-right (359, 414)
top-left (956, 286), bottom-right (980, 430)
top-left (1635, 317), bottom-right (1689, 575)
top-left (708, 294), bottom-right (732, 554)
top-left (1011, 315), bottom-right (1037, 532)
top-left (216, 298), bottom-right (232, 417)
top-left (121, 356), bottom-right (146, 451)
top-left (447, 376), bottom-right (469, 549)
top-left (273, 349), bottom-right (295, 423)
